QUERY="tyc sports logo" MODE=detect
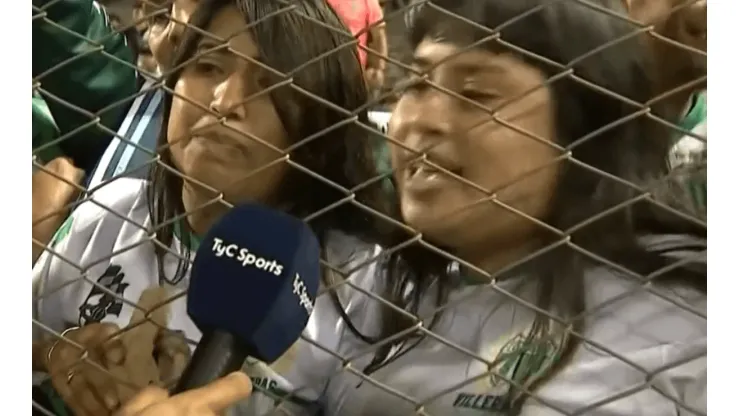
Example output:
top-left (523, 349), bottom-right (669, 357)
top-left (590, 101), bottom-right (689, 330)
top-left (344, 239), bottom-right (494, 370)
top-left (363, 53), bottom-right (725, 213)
top-left (292, 273), bottom-right (314, 315)
top-left (211, 237), bottom-right (284, 276)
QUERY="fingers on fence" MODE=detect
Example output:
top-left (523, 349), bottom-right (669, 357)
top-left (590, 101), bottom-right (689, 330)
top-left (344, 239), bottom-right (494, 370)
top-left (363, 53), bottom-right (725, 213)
top-left (47, 323), bottom-right (123, 416)
top-left (108, 287), bottom-right (171, 401)
top-left (155, 329), bottom-right (192, 385)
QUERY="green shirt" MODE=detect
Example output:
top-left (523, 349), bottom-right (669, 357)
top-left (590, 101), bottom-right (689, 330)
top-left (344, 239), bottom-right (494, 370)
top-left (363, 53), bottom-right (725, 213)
top-left (32, 0), bottom-right (137, 173)
top-left (32, 93), bottom-right (62, 167)
top-left (671, 92), bottom-right (707, 211)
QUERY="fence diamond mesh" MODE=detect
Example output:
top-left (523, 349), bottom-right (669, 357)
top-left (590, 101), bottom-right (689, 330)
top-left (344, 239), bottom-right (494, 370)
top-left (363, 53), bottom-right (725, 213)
top-left (32, 0), bottom-right (706, 415)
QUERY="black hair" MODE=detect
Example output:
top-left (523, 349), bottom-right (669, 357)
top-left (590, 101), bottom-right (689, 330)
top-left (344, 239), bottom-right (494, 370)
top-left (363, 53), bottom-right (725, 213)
top-left (358, 0), bottom-right (706, 412)
top-left (148, 0), bottom-right (393, 284)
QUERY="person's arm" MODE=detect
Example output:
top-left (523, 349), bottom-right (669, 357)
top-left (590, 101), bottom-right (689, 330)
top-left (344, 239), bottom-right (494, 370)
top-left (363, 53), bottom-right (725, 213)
top-left (32, 0), bottom-right (137, 174)
top-left (32, 158), bottom-right (84, 264)
top-left (365, 0), bottom-right (388, 74)
top-left (32, 204), bottom-right (94, 342)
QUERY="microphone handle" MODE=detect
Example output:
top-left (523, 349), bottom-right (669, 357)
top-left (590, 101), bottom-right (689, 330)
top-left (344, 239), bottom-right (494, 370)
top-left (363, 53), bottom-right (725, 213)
top-left (172, 330), bottom-right (250, 394)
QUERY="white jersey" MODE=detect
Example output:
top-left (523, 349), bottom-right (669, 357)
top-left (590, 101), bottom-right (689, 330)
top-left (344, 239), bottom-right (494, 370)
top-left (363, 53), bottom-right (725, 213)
top-left (32, 178), bottom-right (706, 416)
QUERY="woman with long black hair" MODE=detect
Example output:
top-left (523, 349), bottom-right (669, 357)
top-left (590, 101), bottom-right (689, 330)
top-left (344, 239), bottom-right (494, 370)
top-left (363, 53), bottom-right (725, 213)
top-left (32, 0), bottom-right (391, 414)
top-left (237, 0), bottom-right (706, 415)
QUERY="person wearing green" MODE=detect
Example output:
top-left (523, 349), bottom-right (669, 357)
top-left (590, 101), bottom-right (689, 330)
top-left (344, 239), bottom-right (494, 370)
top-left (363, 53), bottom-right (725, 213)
top-left (32, 93), bottom-right (62, 170)
top-left (32, 0), bottom-right (137, 174)
top-left (32, 2), bottom-right (136, 414)
top-left (670, 91), bottom-right (707, 213)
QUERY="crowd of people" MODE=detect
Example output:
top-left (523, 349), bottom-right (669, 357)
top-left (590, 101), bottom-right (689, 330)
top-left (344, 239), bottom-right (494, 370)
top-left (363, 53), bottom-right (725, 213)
top-left (31, 0), bottom-right (706, 415)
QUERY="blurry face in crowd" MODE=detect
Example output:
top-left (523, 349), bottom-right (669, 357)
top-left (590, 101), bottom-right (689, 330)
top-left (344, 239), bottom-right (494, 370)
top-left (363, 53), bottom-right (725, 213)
top-left (624, 0), bottom-right (706, 97)
top-left (148, 0), bottom-right (200, 73)
top-left (167, 5), bottom-right (290, 223)
top-left (132, 0), bottom-right (169, 75)
top-left (388, 39), bottom-right (559, 267)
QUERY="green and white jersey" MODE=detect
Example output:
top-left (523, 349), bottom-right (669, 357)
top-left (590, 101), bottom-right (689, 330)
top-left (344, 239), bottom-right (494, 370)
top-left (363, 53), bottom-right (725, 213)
top-left (32, 178), bottom-right (706, 416)
top-left (33, 178), bottom-right (197, 344)
top-left (237, 236), bottom-right (706, 416)
top-left (669, 92), bottom-right (707, 210)
top-left (670, 92), bottom-right (707, 170)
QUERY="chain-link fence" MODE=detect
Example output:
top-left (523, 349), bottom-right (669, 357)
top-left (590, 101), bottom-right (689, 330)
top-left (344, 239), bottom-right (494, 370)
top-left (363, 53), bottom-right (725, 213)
top-left (32, 0), bottom-right (707, 415)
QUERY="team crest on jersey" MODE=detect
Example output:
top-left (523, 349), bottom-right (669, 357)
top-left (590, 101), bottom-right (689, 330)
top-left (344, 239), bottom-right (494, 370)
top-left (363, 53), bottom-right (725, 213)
top-left (78, 264), bottom-right (130, 325)
top-left (452, 330), bottom-right (559, 414)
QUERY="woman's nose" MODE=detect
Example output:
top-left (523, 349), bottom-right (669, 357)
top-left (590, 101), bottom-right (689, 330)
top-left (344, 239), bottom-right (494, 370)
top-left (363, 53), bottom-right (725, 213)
top-left (398, 91), bottom-right (454, 140)
top-left (209, 76), bottom-right (248, 120)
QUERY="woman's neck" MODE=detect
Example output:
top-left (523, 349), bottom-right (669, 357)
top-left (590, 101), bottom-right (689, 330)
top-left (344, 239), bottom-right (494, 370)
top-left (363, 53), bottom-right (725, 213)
top-left (181, 185), bottom-right (229, 236)
top-left (456, 236), bottom-right (545, 283)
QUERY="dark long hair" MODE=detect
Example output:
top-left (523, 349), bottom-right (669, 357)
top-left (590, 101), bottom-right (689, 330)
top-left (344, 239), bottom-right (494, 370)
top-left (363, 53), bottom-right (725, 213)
top-left (359, 0), bottom-right (706, 411)
top-left (148, 0), bottom-right (393, 284)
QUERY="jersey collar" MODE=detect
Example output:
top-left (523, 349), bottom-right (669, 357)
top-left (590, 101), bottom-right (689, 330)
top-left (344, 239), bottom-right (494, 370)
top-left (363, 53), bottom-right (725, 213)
top-left (173, 220), bottom-right (202, 252)
top-left (680, 92), bottom-right (707, 133)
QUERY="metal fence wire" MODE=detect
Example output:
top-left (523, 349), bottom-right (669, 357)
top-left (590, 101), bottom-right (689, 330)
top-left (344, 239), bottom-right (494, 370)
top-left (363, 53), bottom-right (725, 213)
top-left (32, 0), bottom-right (707, 415)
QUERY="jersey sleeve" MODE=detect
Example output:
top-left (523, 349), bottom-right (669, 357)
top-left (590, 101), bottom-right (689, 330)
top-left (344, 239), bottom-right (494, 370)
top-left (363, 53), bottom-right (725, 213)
top-left (234, 234), bottom-right (386, 416)
top-left (32, 178), bottom-right (147, 342)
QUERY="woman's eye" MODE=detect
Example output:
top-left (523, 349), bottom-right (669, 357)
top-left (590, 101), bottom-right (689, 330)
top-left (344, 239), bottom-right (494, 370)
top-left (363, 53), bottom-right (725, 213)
top-left (460, 90), bottom-right (500, 103)
top-left (194, 61), bottom-right (222, 75)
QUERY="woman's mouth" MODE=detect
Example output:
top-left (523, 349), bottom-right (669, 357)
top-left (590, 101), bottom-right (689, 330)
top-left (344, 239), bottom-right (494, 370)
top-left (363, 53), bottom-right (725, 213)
top-left (404, 161), bottom-right (463, 193)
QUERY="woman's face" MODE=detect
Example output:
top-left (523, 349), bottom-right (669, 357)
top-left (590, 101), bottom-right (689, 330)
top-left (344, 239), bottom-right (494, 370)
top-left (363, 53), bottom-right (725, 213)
top-left (624, 0), bottom-right (706, 91)
top-left (132, 0), bottom-right (168, 74)
top-left (388, 39), bottom-right (561, 259)
top-left (147, 0), bottom-right (200, 72)
top-left (167, 5), bottom-right (290, 207)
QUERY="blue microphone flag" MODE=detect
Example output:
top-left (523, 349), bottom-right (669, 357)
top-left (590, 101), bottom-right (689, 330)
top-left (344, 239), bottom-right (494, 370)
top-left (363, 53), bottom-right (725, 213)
top-left (186, 203), bottom-right (321, 363)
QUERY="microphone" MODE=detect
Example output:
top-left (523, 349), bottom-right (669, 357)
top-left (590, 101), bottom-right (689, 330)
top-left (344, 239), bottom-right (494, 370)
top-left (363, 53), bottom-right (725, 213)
top-left (173, 204), bottom-right (321, 393)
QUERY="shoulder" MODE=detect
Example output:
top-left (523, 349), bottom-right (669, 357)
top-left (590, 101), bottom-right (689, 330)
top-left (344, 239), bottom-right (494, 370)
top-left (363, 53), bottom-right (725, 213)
top-left (298, 231), bottom-right (386, 367)
top-left (528, 243), bottom-right (706, 414)
top-left (323, 230), bottom-right (386, 313)
top-left (582, 235), bottom-right (706, 352)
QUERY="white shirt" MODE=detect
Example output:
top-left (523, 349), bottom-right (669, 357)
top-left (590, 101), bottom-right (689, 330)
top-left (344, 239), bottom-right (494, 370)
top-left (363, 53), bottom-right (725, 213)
top-left (32, 178), bottom-right (706, 416)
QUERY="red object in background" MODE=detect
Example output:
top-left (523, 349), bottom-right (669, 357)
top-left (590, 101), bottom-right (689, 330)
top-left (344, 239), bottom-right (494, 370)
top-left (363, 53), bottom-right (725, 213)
top-left (326, 0), bottom-right (383, 68)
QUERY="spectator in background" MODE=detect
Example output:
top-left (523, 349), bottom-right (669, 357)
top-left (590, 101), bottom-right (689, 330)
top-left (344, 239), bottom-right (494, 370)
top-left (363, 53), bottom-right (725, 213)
top-left (327, 0), bottom-right (388, 94)
top-left (624, 0), bottom-right (706, 128)
top-left (32, 0), bottom-right (137, 175)
top-left (147, 0), bottom-right (200, 72)
top-left (32, 0), bottom-right (137, 260)
top-left (85, 0), bottom-right (200, 189)
top-left (624, 0), bottom-right (706, 210)
top-left (132, 0), bottom-right (172, 77)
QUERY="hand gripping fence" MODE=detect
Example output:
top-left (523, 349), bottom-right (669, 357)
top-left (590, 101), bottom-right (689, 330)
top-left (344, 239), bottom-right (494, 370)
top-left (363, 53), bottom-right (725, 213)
top-left (32, 0), bottom-right (706, 415)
